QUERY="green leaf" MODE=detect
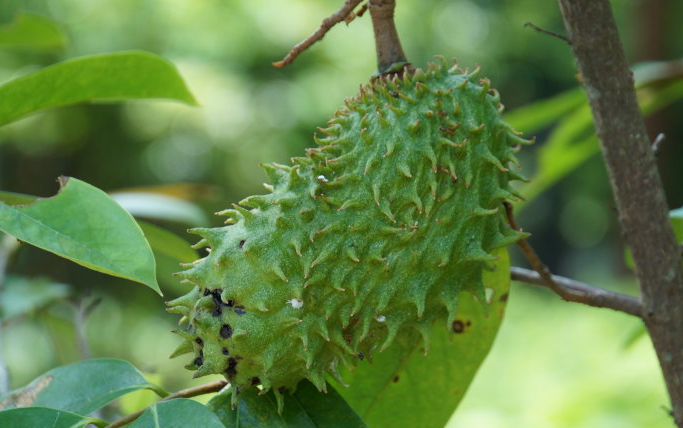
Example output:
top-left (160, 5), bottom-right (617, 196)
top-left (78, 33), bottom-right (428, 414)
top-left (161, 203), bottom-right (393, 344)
top-left (128, 399), bottom-right (225, 428)
top-left (111, 192), bottom-right (209, 226)
top-left (0, 359), bottom-right (164, 415)
top-left (0, 177), bottom-right (160, 294)
top-left (207, 380), bottom-right (368, 428)
top-left (0, 191), bottom-right (36, 206)
top-left (338, 248), bottom-right (510, 428)
top-left (0, 407), bottom-right (105, 428)
top-left (138, 221), bottom-right (198, 263)
top-left (0, 13), bottom-right (66, 51)
top-left (0, 50), bottom-right (197, 127)
top-left (0, 275), bottom-right (70, 320)
top-left (504, 87), bottom-right (586, 135)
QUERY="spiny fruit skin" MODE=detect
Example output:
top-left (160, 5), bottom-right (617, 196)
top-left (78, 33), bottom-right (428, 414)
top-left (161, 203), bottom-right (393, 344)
top-left (167, 58), bottom-right (530, 408)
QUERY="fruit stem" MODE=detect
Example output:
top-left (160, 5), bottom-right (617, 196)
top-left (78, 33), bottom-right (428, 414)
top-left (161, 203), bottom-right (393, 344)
top-left (369, 0), bottom-right (409, 73)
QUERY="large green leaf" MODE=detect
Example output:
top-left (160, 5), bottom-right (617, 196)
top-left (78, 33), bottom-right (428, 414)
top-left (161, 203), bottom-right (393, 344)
top-left (0, 359), bottom-right (165, 415)
top-left (504, 87), bottom-right (586, 135)
top-left (338, 249), bottom-right (510, 428)
top-left (0, 50), bottom-right (197, 127)
top-left (0, 275), bottom-right (70, 321)
top-left (0, 13), bottom-right (66, 51)
top-left (128, 398), bottom-right (225, 428)
top-left (0, 177), bottom-right (160, 294)
top-left (207, 380), bottom-right (368, 428)
top-left (0, 407), bottom-right (105, 428)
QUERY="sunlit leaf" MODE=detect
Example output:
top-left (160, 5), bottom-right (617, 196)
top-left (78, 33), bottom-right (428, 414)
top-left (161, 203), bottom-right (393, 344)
top-left (338, 249), bottom-right (510, 428)
top-left (0, 275), bottom-right (70, 321)
top-left (504, 87), bottom-right (585, 135)
top-left (0, 50), bottom-right (197, 127)
top-left (128, 398), bottom-right (225, 428)
top-left (0, 359), bottom-right (165, 415)
top-left (0, 177), bottom-right (160, 294)
top-left (0, 407), bottom-right (105, 428)
top-left (111, 192), bottom-right (208, 226)
top-left (0, 13), bottom-right (66, 51)
top-left (207, 381), bottom-right (368, 428)
top-left (138, 221), bottom-right (198, 263)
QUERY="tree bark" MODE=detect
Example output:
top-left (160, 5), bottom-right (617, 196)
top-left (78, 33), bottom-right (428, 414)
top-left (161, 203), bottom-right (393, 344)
top-left (556, 1), bottom-right (683, 425)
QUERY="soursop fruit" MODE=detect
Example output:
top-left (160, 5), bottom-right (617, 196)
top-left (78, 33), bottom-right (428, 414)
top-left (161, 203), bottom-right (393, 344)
top-left (167, 58), bottom-right (530, 408)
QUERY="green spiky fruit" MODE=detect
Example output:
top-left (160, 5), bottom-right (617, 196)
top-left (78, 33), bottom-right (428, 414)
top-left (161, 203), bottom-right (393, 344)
top-left (167, 58), bottom-right (530, 408)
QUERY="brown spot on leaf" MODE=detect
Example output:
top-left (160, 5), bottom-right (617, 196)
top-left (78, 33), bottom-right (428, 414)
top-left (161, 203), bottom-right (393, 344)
top-left (392, 376), bottom-right (399, 383)
top-left (452, 320), bottom-right (465, 333)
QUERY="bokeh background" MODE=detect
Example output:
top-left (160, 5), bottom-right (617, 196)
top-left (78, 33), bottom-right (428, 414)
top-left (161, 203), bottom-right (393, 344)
top-left (1, 0), bottom-right (682, 427)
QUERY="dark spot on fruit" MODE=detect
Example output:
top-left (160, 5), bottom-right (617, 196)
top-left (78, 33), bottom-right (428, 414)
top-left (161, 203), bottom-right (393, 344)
top-left (390, 91), bottom-right (399, 98)
top-left (239, 240), bottom-right (246, 249)
top-left (195, 338), bottom-right (204, 346)
top-left (357, 352), bottom-right (364, 360)
top-left (193, 356), bottom-right (203, 367)
top-left (234, 305), bottom-right (246, 315)
top-left (251, 377), bottom-right (261, 386)
top-left (278, 386), bottom-right (286, 394)
top-left (452, 320), bottom-right (465, 333)
top-left (220, 324), bottom-right (233, 339)
top-left (203, 288), bottom-right (211, 296)
top-left (393, 376), bottom-right (399, 383)
top-left (226, 358), bottom-right (238, 377)
top-left (466, 320), bottom-right (472, 326)
top-left (212, 306), bottom-right (222, 317)
top-left (349, 242), bottom-right (357, 248)
top-left (500, 292), bottom-right (509, 302)
top-left (222, 347), bottom-right (230, 356)
top-left (225, 299), bottom-right (235, 307)
top-left (199, 349), bottom-right (204, 359)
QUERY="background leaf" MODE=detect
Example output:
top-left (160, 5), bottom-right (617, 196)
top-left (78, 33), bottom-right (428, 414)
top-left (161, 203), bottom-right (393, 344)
top-left (111, 192), bottom-right (208, 226)
top-left (0, 275), bottom-right (70, 321)
top-left (0, 407), bottom-right (104, 428)
top-left (0, 177), bottom-right (160, 294)
top-left (0, 50), bottom-right (197, 127)
top-left (338, 249), bottom-right (510, 428)
top-left (207, 380), bottom-right (368, 428)
top-left (0, 358), bottom-right (164, 415)
top-left (128, 398), bottom-right (225, 428)
top-left (0, 13), bottom-right (66, 52)
top-left (138, 221), bottom-right (198, 264)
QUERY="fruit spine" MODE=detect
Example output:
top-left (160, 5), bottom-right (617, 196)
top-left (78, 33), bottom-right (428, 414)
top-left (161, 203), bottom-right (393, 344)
top-left (167, 58), bottom-right (530, 408)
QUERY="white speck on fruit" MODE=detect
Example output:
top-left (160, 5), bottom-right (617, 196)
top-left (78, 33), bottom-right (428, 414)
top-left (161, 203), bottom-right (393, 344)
top-left (317, 175), bottom-right (328, 183)
top-left (287, 298), bottom-right (304, 309)
top-left (376, 315), bottom-right (386, 322)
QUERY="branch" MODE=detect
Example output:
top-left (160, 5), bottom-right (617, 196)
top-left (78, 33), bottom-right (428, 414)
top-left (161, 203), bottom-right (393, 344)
top-left (510, 267), bottom-right (643, 317)
top-left (104, 379), bottom-right (228, 428)
top-left (272, 0), bottom-right (364, 68)
top-left (368, 0), bottom-right (408, 72)
top-left (556, 1), bottom-right (683, 425)
top-left (504, 203), bottom-right (642, 317)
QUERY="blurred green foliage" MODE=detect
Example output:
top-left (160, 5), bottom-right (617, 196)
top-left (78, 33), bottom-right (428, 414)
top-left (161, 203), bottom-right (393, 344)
top-left (0, 0), bottom-right (682, 427)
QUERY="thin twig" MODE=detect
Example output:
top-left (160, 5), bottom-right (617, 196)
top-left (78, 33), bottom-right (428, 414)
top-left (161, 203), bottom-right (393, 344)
top-left (504, 202), bottom-right (642, 317)
top-left (104, 379), bottom-right (228, 428)
top-left (369, 0), bottom-right (409, 73)
top-left (273, 0), bottom-right (363, 68)
top-left (523, 22), bottom-right (572, 45)
top-left (510, 267), bottom-right (643, 317)
top-left (652, 132), bottom-right (666, 155)
top-left (345, 1), bottom-right (368, 24)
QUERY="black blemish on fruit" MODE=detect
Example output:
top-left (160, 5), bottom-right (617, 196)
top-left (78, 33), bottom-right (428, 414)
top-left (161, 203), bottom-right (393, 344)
top-left (466, 320), bottom-right (472, 326)
top-left (239, 240), bottom-right (246, 249)
top-left (225, 299), bottom-right (235, 307)
top-left (195, 338), bottom-right (204, 346)
top-left (452, 320), bottom-right (465, 333)
top-left (234, 305), bottom-right (246, 315)
top-left (500, 292), bottom-right (509, 302)
top-left (390, 91), bottom-right (399, 98)
top-left (278, 386), bottom-right (286, 394)
top-left (251, 377), bottom-right (261, 386)
top-left (220, 324), bottom-right (233, 339)
top-left (199, 349), bottom-right (204, 359)
top-left (349, 242), bottom-right (357, 248)
top-left (393, 376), bottom-right (399, 383)
top-left (226, 358), bottom-right (238, 377)
top-left (357, 352), bottom-right (364, 360)
top-left (222, 347), bottom-right (230, 356)
top-left (212, 306), bottom-right (222, 317)
top-left (194, 356), bottom-right (203, 367)
top-left (203, 288), bottom-right (211, 296)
